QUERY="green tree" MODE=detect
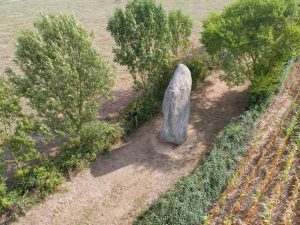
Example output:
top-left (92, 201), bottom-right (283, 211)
top-left (0, 78), bottom-right (21, 138)
top-left (7, 13), bottom-right (115, 134)
top-left (168, 9), bottom-right (192, 55)
top-left (201, 0), bottom-right (300, 89)
top-left (0, 78), bottom-right (39, 172)
top-left (107, 0), bottom-right (192, 91)
top-left (0, 176), bottom-right (9, 214)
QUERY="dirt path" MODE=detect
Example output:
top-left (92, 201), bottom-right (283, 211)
top-left (13, 72), bottom-right (247, 225)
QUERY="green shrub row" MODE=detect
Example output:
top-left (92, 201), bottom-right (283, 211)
top-left (134, 109), bottom-right (259, 225)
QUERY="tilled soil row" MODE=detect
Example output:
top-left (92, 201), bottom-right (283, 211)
top-left (208, 63), bottom-right (300, 225)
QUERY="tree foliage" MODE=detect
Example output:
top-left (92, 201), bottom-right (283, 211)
top-left (0, 78), bottom-right (21, 138)
top-left (0, 78), bottom-right (39, 172)
top-left (6, 13), bottom-right (115, 134)
top-left (107, 0), bottom-right (192, 91)
top-left (0, 176), bottom-right (9, 214)
top-left (201, 0), bottom-right (300, 87)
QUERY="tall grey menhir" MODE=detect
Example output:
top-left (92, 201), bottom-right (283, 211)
top-left (160, 64), bottom-right (192, 145)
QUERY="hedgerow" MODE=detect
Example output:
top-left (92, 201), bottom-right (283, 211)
top-left (134, 109), bottom-right (259, 225)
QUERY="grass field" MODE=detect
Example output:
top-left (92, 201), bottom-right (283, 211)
top-left (0, 0), bottom-right (233, 75)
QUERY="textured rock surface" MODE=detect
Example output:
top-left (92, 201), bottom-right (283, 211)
top-left (160, 64), bottom-right (192, 145)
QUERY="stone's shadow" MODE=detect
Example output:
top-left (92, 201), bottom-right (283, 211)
top-left (90, 76), bottom-right (248, 178)
top-left (190, 85), bottom-right (248, 148)
top-left (90, 137), bottom-right (193, 178)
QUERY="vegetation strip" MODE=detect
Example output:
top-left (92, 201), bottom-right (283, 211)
top-left (260, 143), bottom-right (298, 223)
top-left (219, 97), bottom-right (300, 223)
top-left (207, 101), bottom-right (294, 222)
top-left (208, 71), bottom-right (300, 220)
top-left (205, 65), bottom-right (300, 224)
top-left (134, 109), bottom-right (259, 225)
top-left (224, 90), bottom-right (300, 216)
top-left (244, 106), bottom-right (300, 223)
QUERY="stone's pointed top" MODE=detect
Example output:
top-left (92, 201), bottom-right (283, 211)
top-left (178, 63), bottom-right (190, 70)
top-left (176, 64), bottom-right (191, 75)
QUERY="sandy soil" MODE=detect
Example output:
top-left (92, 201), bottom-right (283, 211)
top-left (12, 72), bottom-right (247, 225)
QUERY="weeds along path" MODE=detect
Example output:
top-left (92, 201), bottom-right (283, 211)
top-left (12, 72), bottom-right (247, 225)
top-left (208, 63), bottom-right (300, 225)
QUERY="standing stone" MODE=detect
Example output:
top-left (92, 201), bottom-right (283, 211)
top-left (160, 64), bottom-right (192, 145)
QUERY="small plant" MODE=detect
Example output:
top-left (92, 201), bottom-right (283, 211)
top-left (261, 203), bottom-right (272, 225)
top-left (0, 176), bottom-right (10, 214)
top-left (229, 173), bottom-right (238, 186)
top-left (15, 166), bottom-right (63, 197)
top-left (224, 216), bottom-right (233, 225)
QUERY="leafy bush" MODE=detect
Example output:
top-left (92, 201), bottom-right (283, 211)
top-left (201, 0), bottom-right (300, 104)
top-left (247, 57), bottom-right (297, 109)
top-left (0, 177), bottom-right (10, 214)
top-left (121, 92), bottom-right (163, 134)
top-left (107, 0), bottom-right (192, 91)
top-left (168, 9), bottom-right (193, 55)
top-left (185, 53), bottom-right (215, 89)
top-left (53, 122), bottom-right (123, 175)
top-left (79, 122), bottom-right (123, 152)
top-left (134, 109), bottom-right (259, 225)
top-left (0, 78), bottom-right (40, 174)
top-left (0, 78), bottom-right (21, 134)
top-left (0, 121), bottom-right (122, 220)
top-left (15, 166), bottom-right (63, 198)
top-left (7, 13), bottom-right (115, 134)
top-left (5, 119), bottom-right (40, 171)
top-left (0, 78), bottom-right (42, 215)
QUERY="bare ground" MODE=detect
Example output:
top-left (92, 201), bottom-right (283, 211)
top-left (12, 72), bottom-right (247, 225)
